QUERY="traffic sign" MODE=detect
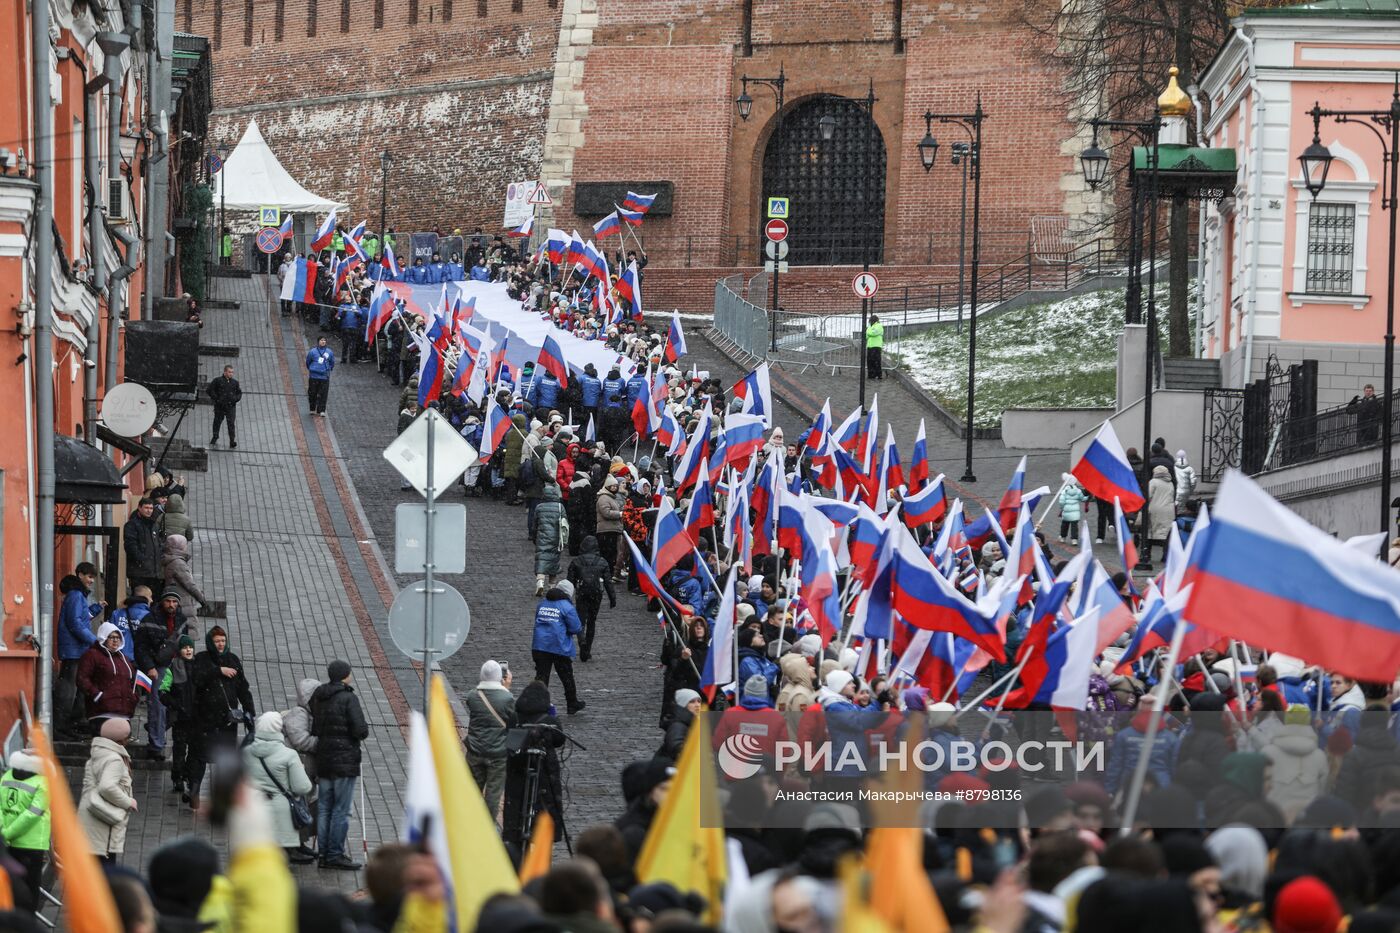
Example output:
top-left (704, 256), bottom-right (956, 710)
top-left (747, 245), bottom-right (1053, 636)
top-left (395, 502), bottom-right (467, 574)
top-left (382, 408), bottom-right (480, 496)
top-left (765, 218), bottom-right (789, 242)
top-left (852, 272), bottom-right (880, 299)
top-left (528, 181), bottom-right (553, 206)
top-left (258, 206), bottom-right (280, 226)
top-left (388, 580), bottom-right (471, 661)
top-left (766, 197), bottom-right (790, 219)
top-left (764, 260), bottom-right (790, 273)
top-left (764, 239), bottom-right (789, 261)
top-left (255, 227), bottom-right (284, 254)
top-left (208, 153), bottom-right (223, 174)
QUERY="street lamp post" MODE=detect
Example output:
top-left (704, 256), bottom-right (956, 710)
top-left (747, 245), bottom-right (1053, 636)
top-left (736, 67), bottom-right (786, 351)
top-left (919, 96), bottom-right (986, 483)
top-left (1080, 113), bottom-right (1161, 563)
top-left (216, 141), bottom-right (230, 268)
top-left (379, 149), bottom-right (392, 245)
top-left (1299, 80), bottom-right (1400, 536)
top-left (951, 141), bottom-right (974, 334)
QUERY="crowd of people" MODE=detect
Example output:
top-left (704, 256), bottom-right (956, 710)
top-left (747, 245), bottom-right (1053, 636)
top-left (9, 227), bottom-right (1400, 933)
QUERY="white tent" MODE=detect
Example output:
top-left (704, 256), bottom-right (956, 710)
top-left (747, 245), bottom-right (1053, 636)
top-left (211, 119), bottom-right (348, 213)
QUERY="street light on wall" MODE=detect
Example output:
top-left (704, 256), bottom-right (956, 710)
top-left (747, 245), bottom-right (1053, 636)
top-left (1298, 117), bottom-right (1334, 199)
top-left (818, 114), bottom-right (837, 142)
top-left (379, 148), bottom-right (393, 242)
top-left (1079, 142), bottom-right (1110, 190)
top-left (735, 65), bottom-right (786, 122)
top-left (917, 131), bottom-right (938, 171)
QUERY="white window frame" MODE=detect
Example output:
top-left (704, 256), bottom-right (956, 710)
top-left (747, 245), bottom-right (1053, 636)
top-left (1289, 139), bottom-right (1376, 309)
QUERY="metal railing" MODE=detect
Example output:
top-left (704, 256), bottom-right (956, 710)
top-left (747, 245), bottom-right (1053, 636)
top-left (712, 275), bottom-right (888, 372)
top-left (1270, 390), bottom-right (1399, 472)
top-left (620, 229), bottom-right (1052, 269)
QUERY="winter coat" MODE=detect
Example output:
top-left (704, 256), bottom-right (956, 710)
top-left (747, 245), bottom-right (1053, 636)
top-left (1259, 722), bottom-right (1329, 820)
top-left (1174, 460), bottom-right (1198, 508)
top-left (133, 612), bottom-right (185, 675)
top-left (580, 373), bottom-right (602, 408)
top-left (532, 373), bottom-right (562, 411)
top-left (310, 682), bottom-right (369, 779)
top-left (206, 374), bottom-right (242, 411)
top-left (190, 635), bottom-right (255, 734)
top-left (109, 599), bottom-right (149, 661)
top-left (738, 648), bottom-right (781, 700)
top-left (158, 494), bottom-right (194, 541)
top-left (625, 375), bottom-right (649, 411)
top-left (659, 705), bottom-right (694, 762)
top-left (532, 592), bottom-right (583, 657)
top-left (503, 414), bottom-right (527, 480)
top-left (535, 486), bottom-right (567, 576)
top-left (243, 727), bottom-right (314, 847)
top-left (1146, 466), bottom-right (1176, 540)
top-left (281, 678), bottom-right (321, 782)
top-left (602, 376), bottom-right (627, 410)
top-left (712, 696), bottom-right (789, 761)
top-left (159, 654), bottom-right (196, 724)
top-left (77, 737), bottom-right (134, 856)
top-left (1334, 716), bottom-right (1400, 806)
top-left (465, 683), bottom-right (516, 761)
top-left (161, 534), bottom-right (208, 618)
top-left (124, 512), bottom-right (162, 580)
top-left (818, 691), bottom-right (886, 778)
top-left (57, 579), bottom-right (102, 661)
top-left (305, 346), bottom-right (336, 379)
top-left (76, 639), bottom-right (138, 720)
top-left (777, 653), bottom-right (817, 712)
top-left (567, 538), bottom-right (616, 605)
top-left (1104, 718), bottom-right (1179, 796)
top-left (595, 489), bottom-right (624, 535)
top-left (1058, 484), bottom-right (1089, 523)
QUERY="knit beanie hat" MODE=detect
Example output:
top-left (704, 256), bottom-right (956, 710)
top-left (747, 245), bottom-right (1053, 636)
top-left (674, 688), bottom-right (701, 709)
top-left (556, 579), bottom-right (575, 601)
top-left (737, 628), bottom-right (760, 649)
top-left (1273, 877), bottom-right (1343, 933)
top-left (178, 635), bottom-right (195, 649)
top-left (480, 660), bottom-right (503, 684)
top-left (743, 675), bottom-right (768, 701)
top-left (327, 659), bottom-right (352, 682)
top-left (824, 670), bottom-right (854, 694)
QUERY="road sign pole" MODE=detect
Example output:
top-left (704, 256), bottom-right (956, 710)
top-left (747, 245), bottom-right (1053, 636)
top-left (859, 253), bottom-right (870, 412)
top-left (770, 261), bottom-right (780, 353)
top-left (421, 421), bottom-right (435, 717)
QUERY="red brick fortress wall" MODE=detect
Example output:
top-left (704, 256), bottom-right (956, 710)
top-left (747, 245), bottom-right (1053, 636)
top-left (192, 0), bottom-right (564, 232)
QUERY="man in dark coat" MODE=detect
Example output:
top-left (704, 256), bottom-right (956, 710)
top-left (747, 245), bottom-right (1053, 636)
top-left (207, 364), bottom-right (243, 448)
top-left (123, 497), bottom-right (163, 594)
top-left (501, 680), bottom-right (565, 854)
top-left (133, 590), bottom-right (192, 759)
top-left (567, 536), bottom-right (616, 663)
top-left (310, 659), bottom-right (368, 870)
top-left (186, 626), bottom-right (255, 807)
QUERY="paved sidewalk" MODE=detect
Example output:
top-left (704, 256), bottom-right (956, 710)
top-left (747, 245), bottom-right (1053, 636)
top-left (88, 274), bottom-right (414, 896)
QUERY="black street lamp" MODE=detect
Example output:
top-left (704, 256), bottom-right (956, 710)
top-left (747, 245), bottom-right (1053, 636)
top-left (736, 66), bottom-right (787, 351)
top-left (1300, 82), bottom-right (1400, 536)
top-left (379, 149), bottom-right (392, 245)
top-left (920, 96), bottom-right (986, 483)
top-left (950, 141), bottom-right (976, 336)
top-left (1080, 113), bottom-right (1161, 564)
top-left (216, 141), bottom-right (230, 267)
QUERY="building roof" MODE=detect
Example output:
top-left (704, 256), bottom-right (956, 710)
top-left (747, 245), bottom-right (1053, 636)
top-left (1245, 0), bottom-right (1400, 18)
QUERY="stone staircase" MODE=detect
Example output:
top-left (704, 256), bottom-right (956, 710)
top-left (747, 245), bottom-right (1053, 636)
top-left (1162, 357), bottom-right (1222, 391)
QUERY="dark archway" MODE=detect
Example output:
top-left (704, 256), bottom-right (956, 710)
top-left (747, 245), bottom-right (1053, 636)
top-left (761, 95), bottom-right (886, 266)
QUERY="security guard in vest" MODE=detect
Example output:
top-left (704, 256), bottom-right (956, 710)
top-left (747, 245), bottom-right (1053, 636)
top-left (1, 748), bottom-right (51, 906)
top-left (865, 315), bottom-right (884, 380)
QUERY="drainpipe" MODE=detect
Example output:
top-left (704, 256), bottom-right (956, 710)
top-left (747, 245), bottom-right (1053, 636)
top-left (1240, 26), bottom-right (1266, 388)
top-left (1190, 85), bottom-right (1208, 357)
top-left (81, 60), bottom-right (110, 444)
top-left (33, 0), bottom-right (58, 728)
top-left (99, 32), bottom-right (131, 395)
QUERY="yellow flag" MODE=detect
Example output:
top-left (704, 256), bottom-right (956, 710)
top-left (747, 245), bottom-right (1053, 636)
top-left (635, 717), bottom-right (726, 923)
top-left (518, 811), bottom-right (554, 885)
top-left (866, 827), bottom-right (950, 933)
top-left (31, 724), bottom-right (123, 933)
top-left (428, 676), bottom-right (519, 929)
top-left (839, 855), bottom-right (894, 933)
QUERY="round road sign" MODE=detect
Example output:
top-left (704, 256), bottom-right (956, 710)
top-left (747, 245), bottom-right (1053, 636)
top-left (100, 382), bottom-right (158, 437)
top-left (765, 219), bottom-right (789, 242)
top-left (208, 153), bottom-right (223, 174)
top-left (852, 272), bottom-right (880, 299)
top-left (387, 580), bottom-right (471, 661)
top-left (256, 227), bottom-right (284, 254)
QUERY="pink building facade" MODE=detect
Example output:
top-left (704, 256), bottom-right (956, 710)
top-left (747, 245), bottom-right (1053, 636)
top-left (1198, 3), bottom-right (1400, 406)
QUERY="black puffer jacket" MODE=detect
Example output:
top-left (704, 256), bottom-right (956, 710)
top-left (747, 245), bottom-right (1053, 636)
top-left (190, 633), bottom-right (255, 733)
top-left (310, 682), bottom-right (369, 779)
top-left (124, 513), bottom-right (162, 579)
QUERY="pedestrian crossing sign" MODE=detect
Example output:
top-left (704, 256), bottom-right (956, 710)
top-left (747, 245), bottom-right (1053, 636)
top-left (766, 197), bottom-right (790, 219)
top-left (258, 206), bottom-right (280, 226)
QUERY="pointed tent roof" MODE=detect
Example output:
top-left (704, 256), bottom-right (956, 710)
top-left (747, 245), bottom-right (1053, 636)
top-left (211, 119), bottom-right (348, 213)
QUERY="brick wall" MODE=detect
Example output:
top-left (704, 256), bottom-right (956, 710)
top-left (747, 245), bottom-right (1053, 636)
top-left (196, 0), bottom-right (562, 232)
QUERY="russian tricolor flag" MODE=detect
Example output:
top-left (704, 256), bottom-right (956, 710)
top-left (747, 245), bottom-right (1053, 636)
top-left (537, 334), bottom-right (569, 387)
top-left (478, 400), bottom-right (510, 458)
top-left (901, 473), bottom-right (947, 527)
top-left (720, 413), bottom-right (766, 467)
top-left (1115, 582), bottom-right (1190, 672)
top-left (656, 407), bottom-right (682, 456)
top-left (310, 209), bottom-right (338, 251)
top-left (998, 455), bottom-right (1027, 530)
top-left (617, 205), bottom-right (645, 227)
top-left (665, 311), bottom-right (688, 362)
top-left (592, 211), bottom-right (622, 239)
top-left (413, 330), bottom-right (444, 408)
top-left (683, 459), bottom-right (715, 545)
top-left (1113, 496), bottom-right (1139, 582)
top-left (699, 566), bottom-right (741, 699)
top-left (626, 537), bottom-right (685, 612)
top-left (544, 229), bottom-right (569, 265)
top-left (889, 526), bottom-right (1005, 660)
top-left (382, 242), bottom-right (401, 278)
top-left (797, 500), bottom-right (843, 644)
top-left (1185, 470), bottom-right (1400, 682)
top-left (278, 214), bottom-right (294, 242)
top-left (135, 670), bottom-right (154, 694)
top-left (617, 261), bottom-right (643, 320)
top-left (1073, 559), bottom-right (1138, 655)
top-left (908, 419), bottom-right (929, 494)
top-left (1071, 420), bottom-right (1145, 512)
top-left (365, 284), bottom-right (397, 344)
top-left (805, 399), bottom-right (831, 453)
top-left (1027, 607), bottom-right (1101, 709)
top-left (731, 363), bottom-right (773, 427)
top-left (506, 216), bottom-right (533, 238)
top-left (673, 406), bottom-right (712, 495)
top-left (279, 257), bottom-right (318, 303)
top-left (622, 191), bottom-right (657, 213)
top-left (880, 424), bottom-right (903, 493)
top-left (651, 498), bottom-right (692, 578)
top-left (577, 241), bottom-right (606, 282)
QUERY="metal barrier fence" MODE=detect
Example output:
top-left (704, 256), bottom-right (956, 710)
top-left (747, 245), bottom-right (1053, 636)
top-left (713, 275), bottom-right (878, 373)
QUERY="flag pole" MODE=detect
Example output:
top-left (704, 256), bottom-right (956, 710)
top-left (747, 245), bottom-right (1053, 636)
top-left (956, 651), bottom-right (1030, 713)
top-left (1036, 479), bottom-right (1069, 528)
top-left (1119, 620), bottom-right (1188, 833)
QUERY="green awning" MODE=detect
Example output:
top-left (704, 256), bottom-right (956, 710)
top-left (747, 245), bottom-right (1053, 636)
top-left (1246, 0), bottom-right (1400, 18)
top-left (1131, 145), bottom-right (1236, 198)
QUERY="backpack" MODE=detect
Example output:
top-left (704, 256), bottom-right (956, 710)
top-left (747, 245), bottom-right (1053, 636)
top-left (572, 556), bottom-right (605, 599)
top-left (520, 449), bottom-right (538, 487)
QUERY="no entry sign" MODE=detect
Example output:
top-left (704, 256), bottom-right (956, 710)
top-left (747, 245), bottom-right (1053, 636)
top-left (765, 219), bottom-right (789, 242)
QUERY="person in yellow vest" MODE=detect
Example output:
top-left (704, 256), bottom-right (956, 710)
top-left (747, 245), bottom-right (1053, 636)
top-left (865, 315), bottom-right (884, 380)
top-left (220, 227), bottom-right (233, 266)
top-left (1, 748), bottom-right (51, 906)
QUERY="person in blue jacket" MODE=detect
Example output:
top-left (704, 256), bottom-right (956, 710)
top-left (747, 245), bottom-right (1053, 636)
top-left (736, 627), bottom-right (780, 700)
top-left (532, 579), bottom-right (586, 714)
top-left (429, 253), bottom-right (447, 284)
top-left (817, 671), bottom-right (887, 787)
top-left (445, 253), bottom-right (465, 282)
top-left (625, 370), bottom-right (650, 413)
top-left (335, 297), bottom-right (363, 363)
top-left (532, 370), bottom-right (562, 413)
top-left (407, 257), bottom-right (428, 285)
top-left (469, 257), bottom-right (491, 282)
top-left (517, 362), bottom-right (540, 408)
top-left (601, 367), bottom-right (627, 411)
top-left (305, 336), bottom-right (336, 416)
top-left (664, 562), bottom-right (705, 619)
top-left (56, 562), bottom-right (105, 736)
top-left (579, 363), bottom-right (602, 418)
top-left (109, 588), bottom-right (151, 663)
